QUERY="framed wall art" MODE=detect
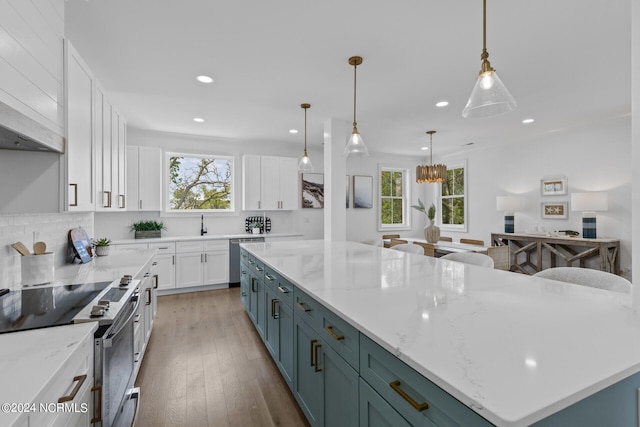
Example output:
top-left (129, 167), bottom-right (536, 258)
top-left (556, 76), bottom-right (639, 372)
top-left (541, 202), bottom-right (568, 219)
top-left (541, 177), bottom-right (568, 196)
top-left (353, 175), bottom-right (373, 209)
top-left (346, 175), bottom-right (350, 208)
top-left (302, 173), bottom-right (324, 208)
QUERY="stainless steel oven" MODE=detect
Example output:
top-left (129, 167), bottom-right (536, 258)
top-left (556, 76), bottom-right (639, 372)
top-left (93, 287), bottom-right (140, 427)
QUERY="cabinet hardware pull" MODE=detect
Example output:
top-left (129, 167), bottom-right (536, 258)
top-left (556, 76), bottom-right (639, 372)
top-left (248, 259), bottom-right (254, 265)
top-left (271, 299), bottom-right (280, 319)
top-left (204, 253), bottom-right (208, 262)
top-left (139, 199), bottom-right (142, 209)
top-left (258, 201), bottom-right (261, 209)
top-left (265, 274), bottom-right (275, 281)
top-left (152, 261), bottom-right (158, 265)
top-left (91, 385), bottom-right (102, 423)
top-left (277, 286), bottom-right (289, 294)
top-left (251, 278), bottom-right (257, 292)
top-left (241, 270), bottom-right (247, 275)
top-left (201, 254), bottom-right (204, 263)
top-left (146, 287), bottom-right (151, 305)
top-left (69, 183), bottom-right (78, 207)
top-left (310, 339), bottom-right (318, 367)
top-left (297, 301), bottom-right (311, 312)
top-left (134, 314), bottom-right (141, 323)
top-left (172, 255), bottom-right (175, 265)
top-left (103, 191), bottom-right (112, 208)
top-left (153, 274), bottom-right (159, 289)
top-left (158, 247), bottom-right (168, 250)
top-left (58, 374), bottom-right (87, 403)
top-left (313, 342), bottom-right (322, 372)
top-left (324, 325), bottom-right (345, 341)
top-left (256, 266), bottom-right (263, 272)
top-left (119, 194), bottom-right (125, 208)
top-left (389, 380), bottom-right (429, 412)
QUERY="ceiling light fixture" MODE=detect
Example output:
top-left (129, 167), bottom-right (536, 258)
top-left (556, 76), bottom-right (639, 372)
top-left (196, 75), bottom-right (213, 83)
top-left (416, 131), bottom-right (447, 183)
top-left (298, 103), bottom-right (313, 172)
top-left (522, 118), bottom-right (534, 124)
top-left (289, 129), bottom-right (298, 134)
top-left (462, 0), bottom-right (517, 119)
top-left (193, 117), bottom-right (205, 123)
top-left (344, 56), bottom-right (369, 157)
top-left (436, 101), bottom-right (449, 107)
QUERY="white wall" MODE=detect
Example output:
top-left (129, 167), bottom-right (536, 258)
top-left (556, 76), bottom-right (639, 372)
top-left (632, 0), bottom-right (639, 302)
top-left (432, 116), bottom-right (631, 277)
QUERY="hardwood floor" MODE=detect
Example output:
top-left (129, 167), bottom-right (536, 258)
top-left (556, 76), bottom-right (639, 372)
top-left (135, 288), bottom-right (310, 427)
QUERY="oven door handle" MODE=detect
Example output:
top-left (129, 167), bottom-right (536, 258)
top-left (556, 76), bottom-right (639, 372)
top-left (104, 293), bottom-right (140, 347)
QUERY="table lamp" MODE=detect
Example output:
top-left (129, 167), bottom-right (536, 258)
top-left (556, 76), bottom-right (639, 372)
top-left (496, 196), bottom-right (525, 233)
top-left (570, 192), bottom-right (608, 238)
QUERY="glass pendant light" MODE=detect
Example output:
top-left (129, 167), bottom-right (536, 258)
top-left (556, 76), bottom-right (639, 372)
top-left (416, 131), bottom-right (447, 183)
top-left (298, 103), bottom-right (314, 172)
top-left (462, 0), bottom-right (517, 119)
top-left (344, 56), bottom-right (369, 157)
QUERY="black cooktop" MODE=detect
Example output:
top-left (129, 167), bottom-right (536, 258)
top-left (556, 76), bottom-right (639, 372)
top-left (0, 281), bottom-right (112, 334)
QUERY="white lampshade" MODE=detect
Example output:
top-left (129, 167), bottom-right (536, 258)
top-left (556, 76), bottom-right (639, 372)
top-left (496, 196), bottom-right (525, 212)
top-left (571, 192), bottom-right (608, 212)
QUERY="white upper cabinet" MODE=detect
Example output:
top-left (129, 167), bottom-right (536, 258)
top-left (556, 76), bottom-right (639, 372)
top-left (0, 0), bottom-right (65, 137)
top-left (127, 146), bottom-right (162, 211)
top-left (243, 155), bottom-right (298, 211)
top-left (64, 40), bottom-right (95, 211)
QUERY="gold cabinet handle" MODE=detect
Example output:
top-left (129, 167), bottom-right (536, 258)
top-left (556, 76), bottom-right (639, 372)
top-left (271, 299), bottom-right (280, 319)
top-left (248, 259), bottom-right (254, 265)
top-left (119, 194), bottom-right (125, 208)
top-left (324, 325), bottom-right (345, 341)
top-left (389, 380), bottom-right (429, 412)
top-left (69, 183), bottom-right (78, 207)
top-left (256, 266), bottom-right (263, 272)
top-left (313, 342), bottom-right (322, 372)
top-left (277, 286), bottom-right (289, 294)
top-left (310, 339), bottom-right (318, 367)
top-left (265, 273), bottom-right (275, 281)
top-left (297, 301), bottom-right (311, 312)
top-left (91, 385), bottom-right (102, 423)
top-left (58, 374), bottom-right (86, 403)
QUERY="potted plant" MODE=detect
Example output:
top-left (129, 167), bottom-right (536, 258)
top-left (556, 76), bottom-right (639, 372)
top-left (130, 220), bottom-right (166, 239)
top-left (411, 198), bottom-right (440, 243)
top-left (248, 221), bottom-right (262, 235)
top-left (92, 237), bottom-right (112, 256)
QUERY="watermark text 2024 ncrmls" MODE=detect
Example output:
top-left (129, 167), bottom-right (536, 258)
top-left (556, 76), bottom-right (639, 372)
top-left (1, 402), bottom-right (89, 413)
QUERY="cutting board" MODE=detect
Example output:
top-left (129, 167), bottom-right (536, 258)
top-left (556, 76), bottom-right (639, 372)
top-left (68, 227), bottom-right (93, 263)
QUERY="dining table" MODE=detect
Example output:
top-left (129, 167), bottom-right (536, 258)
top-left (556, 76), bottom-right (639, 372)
top-left (383, 237), bottom-right (490, 255)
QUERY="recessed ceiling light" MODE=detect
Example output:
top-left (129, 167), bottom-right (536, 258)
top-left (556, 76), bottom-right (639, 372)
top-left (196, 75), bottom-right (213, 83)
top-left (435, 101), bottom-right (449, 107)
top-left (522, 118), bottom-right (535, 124)
top-left (193, 117), bottom-right (205, 123)
top-left (420, 146), bottom-right (429, 150)
top-left (289, 129), bottom-right (298, 134)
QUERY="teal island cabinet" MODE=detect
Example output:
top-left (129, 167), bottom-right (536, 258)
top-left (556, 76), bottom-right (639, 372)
top-left (239, 241), bottom-right (640, 427)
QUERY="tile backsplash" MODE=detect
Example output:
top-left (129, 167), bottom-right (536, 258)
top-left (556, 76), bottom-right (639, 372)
top-left (0, 212), bottom-right (93, 290)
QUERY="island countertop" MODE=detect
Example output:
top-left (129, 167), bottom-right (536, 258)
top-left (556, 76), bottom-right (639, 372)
top-left (241, 239), bottom-right (640, 427)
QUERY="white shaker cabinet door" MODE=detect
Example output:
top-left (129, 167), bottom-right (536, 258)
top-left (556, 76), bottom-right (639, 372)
top-left (242, 155), bottom-right (262, 210)
top-left (278, 156), bottom-right (299, 210)
top-left (203, 251), bottom-right (229, 285)
top-left (176, 253), bottom-right (204, 288)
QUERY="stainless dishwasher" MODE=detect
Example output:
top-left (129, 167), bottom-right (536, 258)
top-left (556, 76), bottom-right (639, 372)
top-left (229, 237), bottom-right (265, 285)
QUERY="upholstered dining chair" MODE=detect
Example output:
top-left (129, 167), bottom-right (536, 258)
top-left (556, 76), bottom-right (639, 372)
top-left (412, 242), bottom-right (435, 257)
top-left (391, 243), bottom-right (424, 255)
top-left (440, 252), bottom-right (494, 268)
top-left (532, 267), bottom-right (631, 293)
top-left (459, 238), bottom-right (485, 246)
top-left (439, 236), bottom-right (453, 242)
top-left (389, 239), bottom-right (408, 248)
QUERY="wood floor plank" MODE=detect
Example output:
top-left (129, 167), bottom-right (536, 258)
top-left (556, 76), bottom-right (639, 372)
top-left (134, 288), bottom-right (309, 427)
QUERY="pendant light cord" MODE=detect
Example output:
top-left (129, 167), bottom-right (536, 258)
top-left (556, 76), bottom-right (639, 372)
top-left (304, 106), bottom-right (308, 154)
top-left (353, 63), bottom-right (358, 128)
top-left (483, 0), bottom-right (487, 51)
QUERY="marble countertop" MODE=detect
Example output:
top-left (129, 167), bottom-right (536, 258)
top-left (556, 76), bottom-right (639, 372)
top-left (112, 232), bottom-right (302, 245)
top-left (241, 239), bottom-right (640, 427)
top-left (0, 322), bottom-right (97, 426)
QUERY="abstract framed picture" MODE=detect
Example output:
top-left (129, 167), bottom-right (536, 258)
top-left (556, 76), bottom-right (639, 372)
top-left (353, 175), bottom-right (373, 209)
top-left (541, 177), bottom-right (568, 196)
top-left (302, 173), bottom-right (324, 208)
top-left (346, 175), bottom-right (350, 208)
top-left (541, 202), bottom-right (568, 219)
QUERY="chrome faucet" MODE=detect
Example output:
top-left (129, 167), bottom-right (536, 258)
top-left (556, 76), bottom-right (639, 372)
top-left (200, 214), bottom-right (207, 236)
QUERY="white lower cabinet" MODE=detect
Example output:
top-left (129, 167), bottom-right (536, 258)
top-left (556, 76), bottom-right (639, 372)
top-left (148, 243), bottom-right (176, 292)
top-left (176, 240), bottom-right (229, 289)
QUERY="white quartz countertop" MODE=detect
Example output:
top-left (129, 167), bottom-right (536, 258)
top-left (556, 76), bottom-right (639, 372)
top-left (112, 232), bottom-right (302, 245)
top-left (0, 322), bottom-right (97, 426)
top-left (241, 239), bottom-right (640, 427)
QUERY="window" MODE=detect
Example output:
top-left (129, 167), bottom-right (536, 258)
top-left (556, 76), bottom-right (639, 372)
top-left (440, 162), bottom-right (466, 230)
top-left (379, 166), bottom-right (410, 229)
top-left (166, 153), bottom-right (234, 212)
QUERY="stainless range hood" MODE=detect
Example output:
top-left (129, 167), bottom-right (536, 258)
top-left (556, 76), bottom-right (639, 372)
top-left (0, 99), bottom-right (64, 153)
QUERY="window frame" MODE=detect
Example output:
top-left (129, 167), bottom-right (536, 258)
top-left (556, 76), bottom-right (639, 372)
top-left (437, 159), bottom-right (468, 232)
top-left (163, 151), bottom-right (238, 216)
top-left (378, 164), bottom-right (412, 231)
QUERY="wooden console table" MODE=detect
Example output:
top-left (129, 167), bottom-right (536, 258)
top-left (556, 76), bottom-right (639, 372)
top-left (491, 232), bottom-right (620, 275)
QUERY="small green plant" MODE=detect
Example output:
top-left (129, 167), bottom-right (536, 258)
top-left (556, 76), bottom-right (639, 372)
top-left (130, 220), bottom-right (166, 232)
top-left (248, 221), bottom-right (262, 230)
top-left (92, 237), bottom-right (111, 247)
top-left (411, 199), bottom-right (436, 221)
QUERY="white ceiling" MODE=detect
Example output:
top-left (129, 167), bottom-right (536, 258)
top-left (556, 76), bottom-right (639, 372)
top-left (65, 0), bottom-right (631, 157)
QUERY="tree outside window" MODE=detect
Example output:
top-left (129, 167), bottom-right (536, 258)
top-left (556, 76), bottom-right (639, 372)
top-left (168, 154), bottom-right (233, 211)
top-left (441, 165), bottom-right (465, 226)
top-left (380, 167), bottom-right (409, 228)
